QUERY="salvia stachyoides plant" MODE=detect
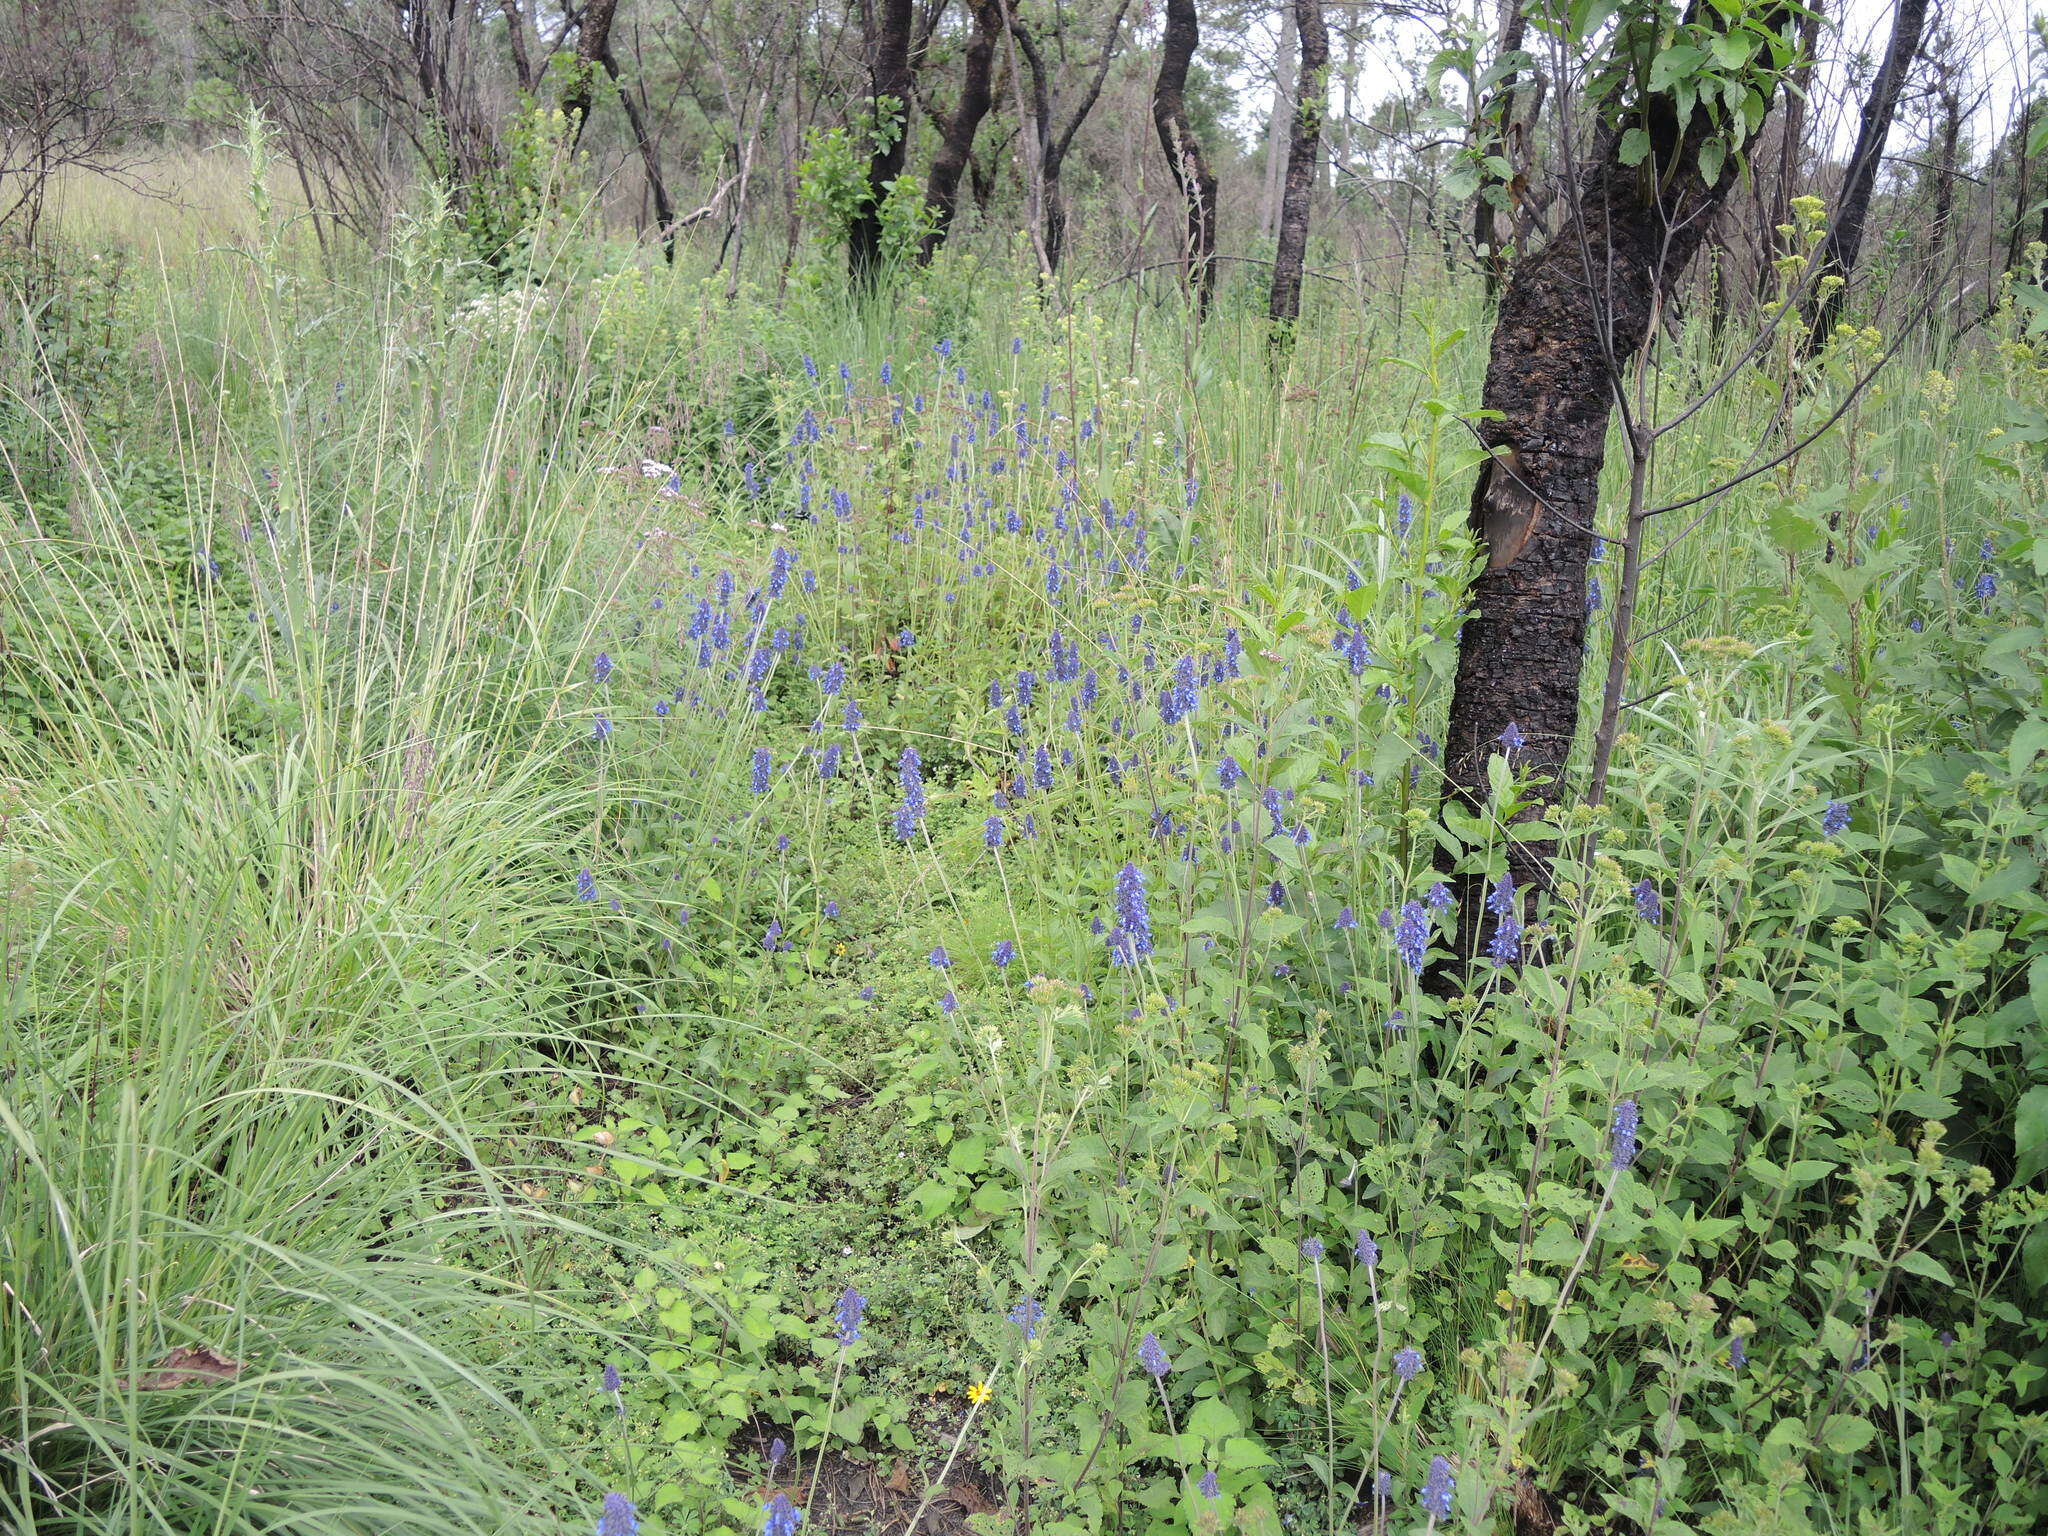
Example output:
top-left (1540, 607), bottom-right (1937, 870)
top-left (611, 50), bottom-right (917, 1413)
top-left (489, 308), bottom-right (2044, 1536)
top-left (832, 1286), bottom-right (865, 1346)
top-left (1109, 861), bottom-right (1153, 964)
top-left (761, 1491), bottom-right (802, 1536)
top-left (1633, 877), bottom-right (1663, 923)
top-left (1421, 1456), bottom-right (1456, 1523)
top-left (1393, 901), bottom-right (1430, 973)
top-left (1138, 1331), bottom-right (1171, 1379)
top-left (595, 1491), bottom-right (638, 1536)
top-left (1610, 1099), bottom-right (1642, 1172)
top-left (1485, 873), bottom-right (1523, 967)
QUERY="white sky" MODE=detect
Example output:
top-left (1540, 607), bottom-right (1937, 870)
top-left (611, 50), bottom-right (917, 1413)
top-left (1233, 0), bottom-right (2041, 160)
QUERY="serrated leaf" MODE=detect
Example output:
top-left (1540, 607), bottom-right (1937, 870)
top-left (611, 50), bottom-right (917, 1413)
top-left (1820, 1415), bottom-right (1875, 1455)
top-left (1186, 1397), bottom-right (1242, 1442)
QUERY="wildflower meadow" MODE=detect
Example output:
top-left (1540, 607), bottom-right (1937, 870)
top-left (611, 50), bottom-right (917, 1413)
top-left (6, 82), bottom-right (2048, 1536)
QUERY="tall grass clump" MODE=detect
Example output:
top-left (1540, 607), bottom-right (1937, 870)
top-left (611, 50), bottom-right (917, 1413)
top-left (0, 149), bottom-right (730, 1534)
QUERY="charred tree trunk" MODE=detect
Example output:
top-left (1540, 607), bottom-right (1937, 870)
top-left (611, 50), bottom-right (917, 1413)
top-left (1267, 0), bottom-right (1328, 347)
top-left (849, 0), bottom-right (916, 284)
top-left (1434, 5), bottom-right (1796, 973)
top-left (1471, 0), bottom-right (1528, 298)
top-left (920, 0), bottom-right (1000, 261)
top-left (1802, 0), bottom-right (1929, 351)
top-left (559, 0), bottom-right (677, 261)
top-left (2009, 99), bottom-right (2039, 278)
top-left (1755, 0), bottom-right (1822, 304)
top-left (1928, 84), bottom-right (1960, 279)
top-left (611, 59), bottom-right (678, 261)
top-left (404, 0), bottom-right (499, 205)
top-left (498, 0), bottom-right (534, 93)
top-left (1009, 0), bottom-right (1130, 279)
top-left (1153, 0), bottom-right (1217, 314)
top-left (561, 0), bottom-right (617, 141)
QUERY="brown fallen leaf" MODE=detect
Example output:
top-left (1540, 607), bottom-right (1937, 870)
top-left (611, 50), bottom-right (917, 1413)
top-left (130, 1345), bottom-right (242, 1391)
top-left (884, 1459), bottom-right (911, 1495)
top-left (941, 1482), bottom-right (992, 1514)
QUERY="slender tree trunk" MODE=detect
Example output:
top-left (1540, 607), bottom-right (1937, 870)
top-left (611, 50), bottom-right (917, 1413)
top-left (1433, 5), bottom-right (1797, 970)
top-left (1756, 0), bottom-right (1822, 303)
top-left (610, 58), bottom-right (677, 261)
top-left (1268, 0), bottom-right (1327, 348)
top-left (499, 0), bottom-right (534, 93)
top-left (562, 0), bottom-right (618, 141)
top-left (406, 0), bottom-right (498, 206)
top-left (2009, 98), bottom-right (2038, 277)
top-left (1471, 0), bottom-right (1527, 298)
top-left (1339, 19), bottom-right (1355, 171)
top-left (920, 0), bottom-right (1000, 261)
top-left (1927, 84), bottom-right (1960, 283)
top-left (1008, 0), bottom-right (1130, 279)
top-left (1802, 0), bottom-right (1929, 350)
top-left (558, 0), bottom-right (675, 260)
top-left (849, 0), bottom-right (916, 283)
top-left (1260, 15), bottom-right (1297, 240)
top-left (1153, 0), bottom-right (1217, 313)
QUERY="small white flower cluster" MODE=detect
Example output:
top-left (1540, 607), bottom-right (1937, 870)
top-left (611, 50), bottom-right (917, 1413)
top-left (450, 286), bottom-right (546, 342)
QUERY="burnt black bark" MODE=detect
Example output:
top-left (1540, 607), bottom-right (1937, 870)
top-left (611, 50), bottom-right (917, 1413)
top-left (920, 0), bottom-right (1000, 262)
top-left (849, 0), bottom-right (917, 284)
top-left (404, 0), bottom-right (499, 200)
top-left (1471, 0), bottom-right (1529, 298)
top-left (1152, 0), bottom-right (1217, 313)
top-left (1803, 0), bottom-right (1929, 350)
top-left (1267, 0), bottom-right (1327, 345)
top-left (1434, 5), bottom-right (1797, 972)
top-left (1927, 83), bottom-right (1960, 275)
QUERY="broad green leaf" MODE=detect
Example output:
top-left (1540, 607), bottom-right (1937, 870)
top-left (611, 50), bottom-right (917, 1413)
top-left (2015, 1085), bottom-right (2048, 1184)
top-left (1186, 1397), bottom-right (1242, 1443)
top-left (1820, 1415), bottom-right (1876, 1455)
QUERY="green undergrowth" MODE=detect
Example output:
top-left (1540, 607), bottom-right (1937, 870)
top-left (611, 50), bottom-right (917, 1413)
top-left (3, 176), bottom-right (2047, 1536)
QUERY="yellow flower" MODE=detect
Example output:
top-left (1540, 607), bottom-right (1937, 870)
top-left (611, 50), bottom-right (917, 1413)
top-left (967, 1381), bottom-right (993, 1406)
